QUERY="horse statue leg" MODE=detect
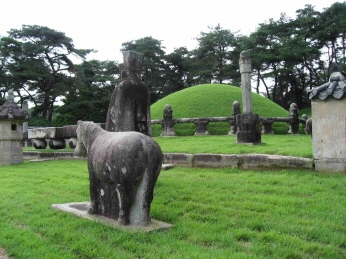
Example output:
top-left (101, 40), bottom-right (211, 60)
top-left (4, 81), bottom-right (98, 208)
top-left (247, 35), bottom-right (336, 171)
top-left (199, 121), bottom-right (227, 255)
top-left (87, 159), bottom-right (97, 214)
top-left (129, 142), bottom-right (162, 226)
top-left (115, 184), bottom-right (133, 226)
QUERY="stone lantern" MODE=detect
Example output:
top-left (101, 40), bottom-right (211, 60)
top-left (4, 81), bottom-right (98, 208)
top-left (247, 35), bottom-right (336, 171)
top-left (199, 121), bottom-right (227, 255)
top-left (0, 90), bottom-right (30, 166)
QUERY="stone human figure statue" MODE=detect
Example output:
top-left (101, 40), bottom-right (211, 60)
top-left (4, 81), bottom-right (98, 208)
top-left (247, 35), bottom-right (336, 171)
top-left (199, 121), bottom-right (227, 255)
top-left (230, 101), bottom-right (241, 135)
top-left (105, 51), bottom-right (151, 136)
top-left (161, 104), bottom-right (176, 136)
top-left (288, 103), bottom-right (299, 134)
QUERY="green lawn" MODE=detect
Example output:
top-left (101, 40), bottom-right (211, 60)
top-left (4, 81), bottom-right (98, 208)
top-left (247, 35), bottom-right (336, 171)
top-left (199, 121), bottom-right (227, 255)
top-left (23, 134), bottom-right (313, 158)
top-left (0, 160), bottom-right (345, 258)
top-left (154, 134), bottom-right (312, 158)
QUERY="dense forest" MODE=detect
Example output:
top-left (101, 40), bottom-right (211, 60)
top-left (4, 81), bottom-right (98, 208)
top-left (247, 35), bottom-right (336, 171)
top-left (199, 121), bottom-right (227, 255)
top-left (0, 2), bottom-right (345, 126)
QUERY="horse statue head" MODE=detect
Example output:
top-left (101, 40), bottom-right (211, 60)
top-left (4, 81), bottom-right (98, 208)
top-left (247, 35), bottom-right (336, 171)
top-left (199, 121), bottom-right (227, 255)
top-left (75, 120), bottom-right (100, 156)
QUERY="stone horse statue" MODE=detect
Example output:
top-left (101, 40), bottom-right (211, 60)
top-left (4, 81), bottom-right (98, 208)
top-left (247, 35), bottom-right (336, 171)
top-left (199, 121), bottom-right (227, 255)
top-left (76, 121), bottom-right (163, 226)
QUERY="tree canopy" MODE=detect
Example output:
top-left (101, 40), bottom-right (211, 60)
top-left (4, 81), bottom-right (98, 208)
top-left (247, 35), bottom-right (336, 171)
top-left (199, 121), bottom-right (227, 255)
top-left (1, 2), bottom-right (345, 126)
top-left (0, 25), bottom-right (94, 125)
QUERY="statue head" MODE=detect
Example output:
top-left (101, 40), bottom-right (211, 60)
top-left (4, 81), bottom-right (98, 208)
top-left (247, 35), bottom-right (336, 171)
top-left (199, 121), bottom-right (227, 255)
top-left (163, 104), bottom-right (173, 117)
top-left (232, 101), bottom-right (241, 115)
top-left (120, 51), bottom-right (144, 81)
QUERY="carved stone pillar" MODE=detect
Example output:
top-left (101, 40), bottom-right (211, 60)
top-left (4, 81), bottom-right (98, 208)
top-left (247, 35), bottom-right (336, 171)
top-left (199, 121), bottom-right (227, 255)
top-left (236, 50), bottom-right (261, 144)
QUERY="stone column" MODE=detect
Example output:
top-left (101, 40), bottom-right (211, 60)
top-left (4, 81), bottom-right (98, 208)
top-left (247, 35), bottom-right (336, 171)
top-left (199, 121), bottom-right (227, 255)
top-left (236, 50), bottom-right (261, 144)
top-left (239, 51), bottom-right (252, 114)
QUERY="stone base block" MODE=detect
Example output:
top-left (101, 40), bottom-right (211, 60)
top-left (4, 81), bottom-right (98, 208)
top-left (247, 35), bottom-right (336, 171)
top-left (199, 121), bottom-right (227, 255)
top-left (52, 202), bottom-right (173, 232)
top-left (314, 159), bottom-right (346, 173)
top-left (0, 147), bottom-right (24, 166)
top-left (236, 113), bottom-right (261, 144)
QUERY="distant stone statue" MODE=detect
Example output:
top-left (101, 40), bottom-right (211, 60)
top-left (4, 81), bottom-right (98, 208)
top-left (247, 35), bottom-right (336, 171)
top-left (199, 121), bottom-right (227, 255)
top-left (76, 121), bottom-right (162, 226)
top-left (230, 101), bottom-right (241, 134)
top-left (161, 104), bottom-right (176, 136)
top-left (105, 51), bottom-right (151, 136)
top-left (306, 118), bottom-right (312, 136)
top-left (307, 63), bottom-right (346, 100)
top-left (288, 103), bottom-right (299, 134)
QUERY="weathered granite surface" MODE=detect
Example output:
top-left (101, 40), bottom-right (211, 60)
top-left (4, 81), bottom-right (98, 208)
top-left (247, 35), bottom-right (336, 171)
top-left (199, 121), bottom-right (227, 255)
top-left (105, 51), bottom-right (151, 136)
top-left (76, 121), bottom-right (162, 226)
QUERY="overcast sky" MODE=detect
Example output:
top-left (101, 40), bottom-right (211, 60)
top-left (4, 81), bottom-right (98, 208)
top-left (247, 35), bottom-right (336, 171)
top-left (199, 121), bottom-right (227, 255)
top-left (0, 0), bottom-right (341, 63)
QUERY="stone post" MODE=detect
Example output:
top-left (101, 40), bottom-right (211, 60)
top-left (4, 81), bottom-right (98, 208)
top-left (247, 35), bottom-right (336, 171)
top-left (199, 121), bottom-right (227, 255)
top-left (229, 101), bottom-right (240, 135)
top-left (288, 103), bottom-right (299, 134)
top-left (194, 119), bottom-right (209, 135)
top-left (261, 118), bottom-right (274, 134)
top-left (236, 50), bottom-right (261, 144)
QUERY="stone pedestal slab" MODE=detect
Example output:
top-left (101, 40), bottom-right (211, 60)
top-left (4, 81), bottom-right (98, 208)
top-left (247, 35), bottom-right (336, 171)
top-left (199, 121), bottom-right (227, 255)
top-left (52, 202), bottom-right (173, 232)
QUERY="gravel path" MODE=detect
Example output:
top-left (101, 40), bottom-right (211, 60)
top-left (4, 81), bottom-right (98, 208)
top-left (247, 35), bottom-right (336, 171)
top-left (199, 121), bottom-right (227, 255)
top-left (0, 247), bottom-right (12, 259)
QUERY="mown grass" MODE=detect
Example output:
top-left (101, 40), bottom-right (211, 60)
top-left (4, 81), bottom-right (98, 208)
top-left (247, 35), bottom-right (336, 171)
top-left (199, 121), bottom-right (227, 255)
top-left (151, 84), bottom-right (291, 136)
top-left (0, 160), bottom-right (345, 258)
top-left (154, 134), bottom-right (312, 158)
top-left (23, 134), bottom-right (313, 158)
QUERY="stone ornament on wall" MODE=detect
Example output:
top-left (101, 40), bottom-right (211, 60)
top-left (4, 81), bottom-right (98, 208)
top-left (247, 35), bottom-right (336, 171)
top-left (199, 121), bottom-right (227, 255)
top-left (307, 63), bottom-right (346, 100)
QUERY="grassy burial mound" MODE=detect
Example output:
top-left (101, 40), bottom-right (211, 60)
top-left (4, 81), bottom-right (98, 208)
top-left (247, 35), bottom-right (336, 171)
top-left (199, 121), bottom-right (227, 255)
top-left (151, 84), bottom-right (290, 136)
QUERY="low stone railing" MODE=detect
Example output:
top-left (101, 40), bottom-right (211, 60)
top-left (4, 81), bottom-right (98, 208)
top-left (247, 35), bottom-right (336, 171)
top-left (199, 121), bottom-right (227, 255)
top-left (152, 116), bottom-right (306, 136)
top-left (26, 101), bottom-right (308, 149)
top-left (26, 116), bottom-right (307, 150)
